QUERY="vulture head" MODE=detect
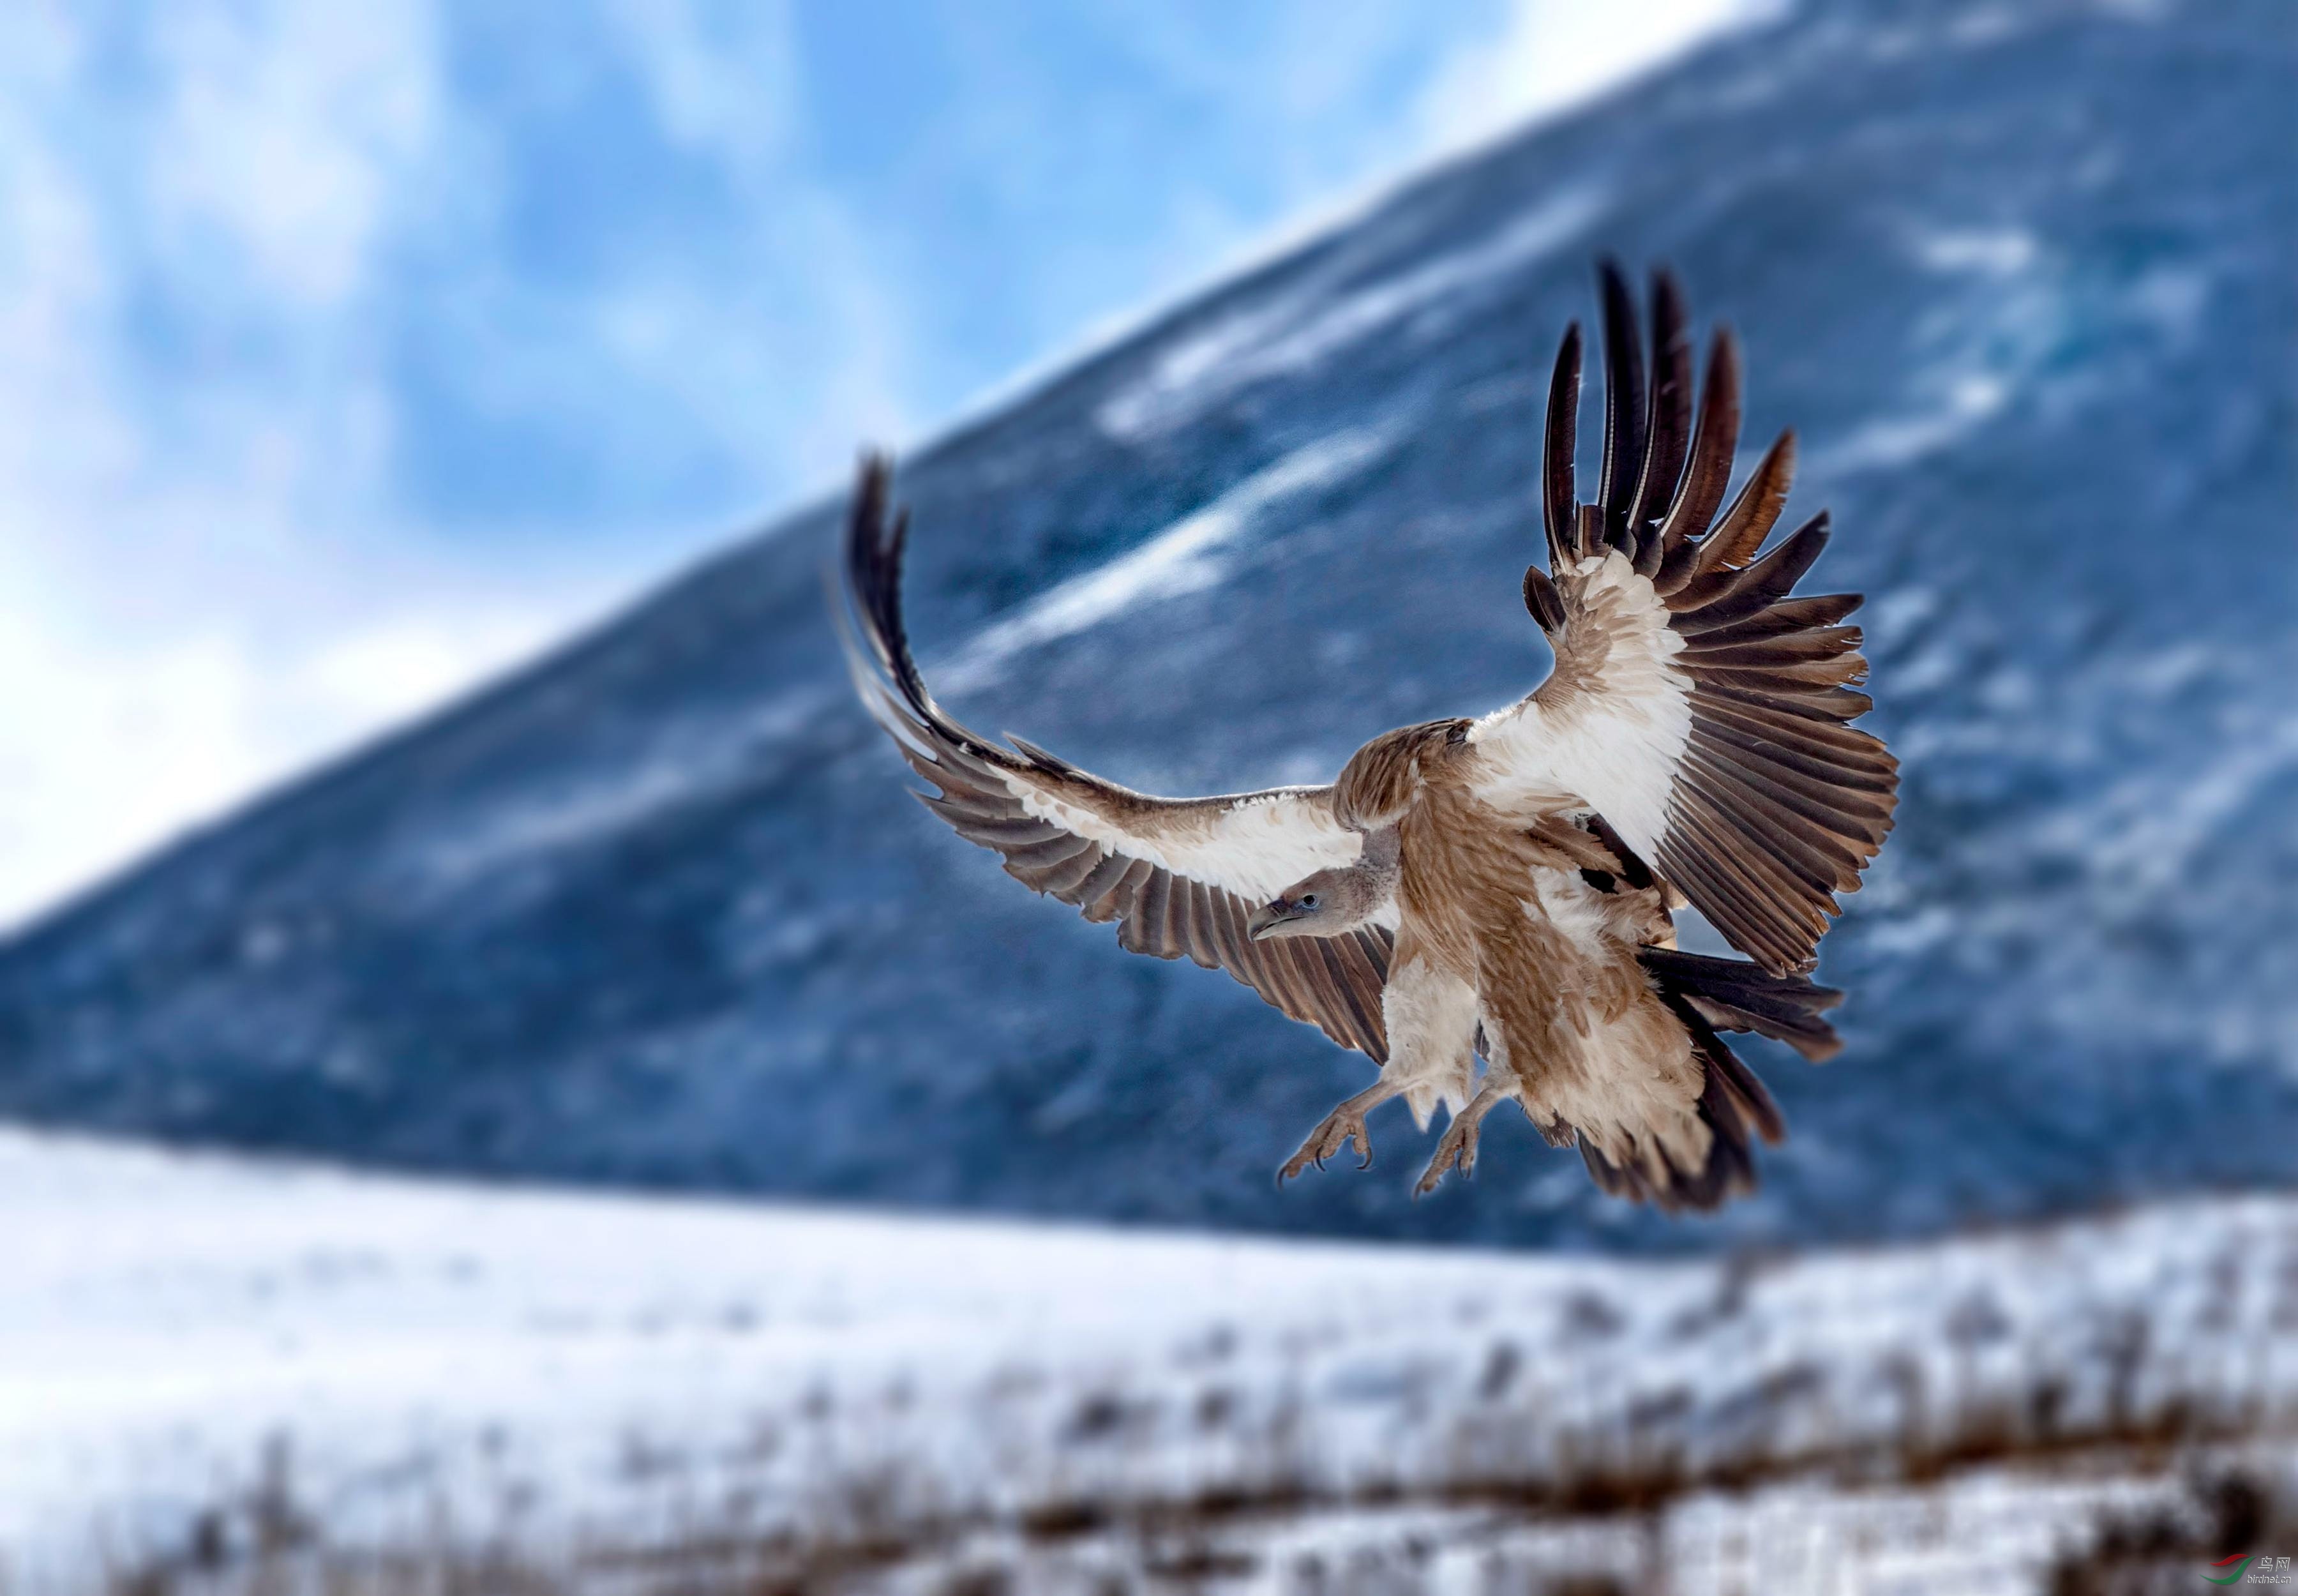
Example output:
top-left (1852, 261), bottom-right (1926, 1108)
top-left (1248, 825), bottom-right (1399, 941)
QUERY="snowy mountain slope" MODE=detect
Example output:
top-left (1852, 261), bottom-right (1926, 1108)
top-left (6, 1131), bottom-right (2295, 1595)
top-left (0, 0), bottom-right (2292, 1248)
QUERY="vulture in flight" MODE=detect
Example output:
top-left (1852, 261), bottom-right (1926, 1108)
top-left (837, 263), bottom-right (1898, 1210)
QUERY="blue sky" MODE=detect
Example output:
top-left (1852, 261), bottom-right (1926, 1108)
top-left (0, 0), bottom-right (1758, 925)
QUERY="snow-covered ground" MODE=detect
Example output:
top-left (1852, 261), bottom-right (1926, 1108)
top-left (4, 1128), bottom-right (2294, 1593)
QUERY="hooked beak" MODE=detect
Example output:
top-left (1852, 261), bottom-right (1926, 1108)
top-left (1247, 900), bottom-right (1295, 941)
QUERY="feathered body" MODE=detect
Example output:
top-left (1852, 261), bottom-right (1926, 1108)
top-left (838, 264), bottom-right (1894, 1210)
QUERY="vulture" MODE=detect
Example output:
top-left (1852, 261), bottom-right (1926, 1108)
top-left (837, 263), bottom-right (1898, 1210)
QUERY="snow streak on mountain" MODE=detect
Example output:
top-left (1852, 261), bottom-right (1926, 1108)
top-left (1, 0), bottom-right (2290, 1249)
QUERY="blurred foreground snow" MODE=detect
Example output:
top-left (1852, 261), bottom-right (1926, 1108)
top-left (3, 1128), bottom-right (2293, 1593)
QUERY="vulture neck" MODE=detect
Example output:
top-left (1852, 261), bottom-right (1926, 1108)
top-left (1347, 824), bottom-right (1403, 915)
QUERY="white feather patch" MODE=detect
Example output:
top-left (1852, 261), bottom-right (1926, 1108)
top-left (1529, 870), bottom-right (1612, 961)
top-left (1002, 778), bottom-right (1362, 904)
top-left (1380, 956), bottom-right (1480, 1129)
top-left (1466, 550), bottom-right (1692, 860)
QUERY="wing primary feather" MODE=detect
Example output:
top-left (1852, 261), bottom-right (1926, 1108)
top-left (1063, 851), bottom-right (1134, 914)
top-left (1683, 858), bottom-right (1808, 977)
top-left (1667, 811), bottom-right (1830, 967)
top-left (1542, 321), bottom-right (1584, 569)
top-left (1316, 936), bottom-right (1381, 1057)
top-left (1595, 258), bottom-right (1647, 550)
top-left (1125, 871), bottom-right (1174, 955)
top-left (915, 788), bottom-right (1014, 827)
top-left (1675, 795), bottom-right (1837, 903)
top-left (1287, 934), bottom-right (1347, 1033)
top-left (1363, 926), bottom-right (1395, 983)
top-left (1685, 592), bottom-right (1863, 647)
top-left (1683, 741), bottom-right (1896, 839)
top-left (1688, 720), bottom-right (1898, 798)
top-left (1691, 690), bottom-right (1898, 765)
top-left (1085, 859), bottom-right (1152, 925)
top-left (1659, 822), bottom-right (1810, 965)
top-left (1653, 327), bottom-right (1742, 580)
top-left (1032, 843), bottom-right (1112, 898)
top-left (1002, 834), bottom-right (1095, 884)
top-left (1628, 267), bottom-right (1693, 567)
top-left (841, 454), bottom-right (1007, 763)
top-left (947, 813), bottom-right (1064, 847)
top-left (1522, 566), bottom-right (1567, 633)
top-left (1671, 512), bottom-right (1831, 630)
top-left (1206, 888), bottom-right (1249, 970)
top-left (1676, 624), bottom-right (1864, 666)
top-left (1181, 882), bottom-right (1222, 970)
top-left (1149, 869), bottom-right (1187, 956)
top-left (1291, 938), bottom-right (1353, 1051)
top-left (1258, 940), bottom-right (1308, 1020)
top-left (1682, 764), bottom-right (1868, 885)
top-left (1577, 505), bottom-right (1605, 564)
top-left (1003, 732), bottom-right (1083, 778)
top-left (1694, 653), bottom-right (1870, 695)
top-left (1701, 676), bottom-right (1873, 725)
top-left (1656, 846), bottom-right (1791, 974)
top-left (1667, 430), bottom-right (1798, 602)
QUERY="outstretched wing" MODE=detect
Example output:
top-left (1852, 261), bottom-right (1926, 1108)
top-left (1476, 263), bottom-right (1899, 974)
top-left (837, 456), bottom-right (1393, 1060)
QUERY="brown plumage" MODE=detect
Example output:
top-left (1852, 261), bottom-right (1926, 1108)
top-left (837, 262), bottom-right (1895, 1210)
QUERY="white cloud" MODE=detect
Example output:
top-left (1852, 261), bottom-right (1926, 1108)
top-left (600, 0), bottom-right (798, 167)
top-left (1415, 0), bottom-right (1786, 156)
top-left (147, 2), bottom-right (439, 309)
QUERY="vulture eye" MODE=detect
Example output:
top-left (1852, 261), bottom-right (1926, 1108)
top-left (1299, 894), bottom-right (1319, 910)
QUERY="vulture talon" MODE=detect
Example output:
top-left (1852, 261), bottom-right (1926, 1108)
top-left (1413, 1083), bottom-right (1507, 1196)
top-left (1279, 1090), bottom-right (1385, 1184)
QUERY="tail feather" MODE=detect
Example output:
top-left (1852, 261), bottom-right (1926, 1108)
top-left (1577, 1017), bottom-right (1774, 1213)
top-left (1637, 945), bottom-right (1844, 1062)
top-left (1577, 947), bottom-right (1843, 1213)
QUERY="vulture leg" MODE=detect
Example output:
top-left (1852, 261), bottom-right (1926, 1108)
top-left (1277, 1078), bottom-right (1397, 1182)
top-left (1411, 1080), bottom-right (1510, 1196)
top-left (1280, 949), bottom-right (1482, 1184)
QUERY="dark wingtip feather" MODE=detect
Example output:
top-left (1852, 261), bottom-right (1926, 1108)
top-left (841, 451), bottom-right (913, 699)
top-left (1654, 326), bottom-right (1743, 577)
top-left (836, 449), bottom-right (1009, 764)
top-left (1005, 733), bottom-right (1082, 778)
top-left (1523, 565), bottom-right (1566, 633)
top-left (1543, 320), bottom-right (1584, 569)
top-left (1594, 259), bottom-right (1647, 551)
top-left (1628, 267), bottom-right (1693, 568)
top-left (1673, 510), bottom-right (1833, 632)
